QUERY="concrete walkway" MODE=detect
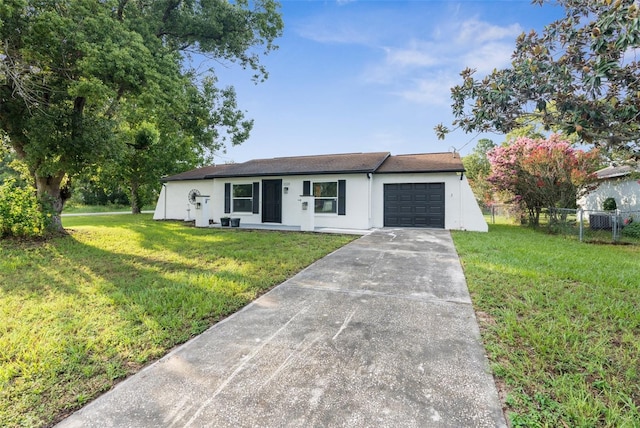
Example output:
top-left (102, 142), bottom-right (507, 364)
top-left (57, 229), bottom-right (506, 428)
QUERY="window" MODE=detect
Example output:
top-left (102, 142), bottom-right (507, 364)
top-left (313, 182), bottom-right (337, 213)
top-left (302, 179), bottom-right (345, 215)
top-left (233, 184), bottom-right (253, 212)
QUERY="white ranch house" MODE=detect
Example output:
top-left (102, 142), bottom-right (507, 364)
top-left (153, 152), bottom-right (488, 232)
top-left (579, 164), bottom-right (640, 213)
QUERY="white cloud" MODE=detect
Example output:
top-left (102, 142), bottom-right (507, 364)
top-left (393, 74), bottom-right (458, 106)
top-left (364, 42), bottom-right (440, 84)
top-left (463, 41), bottom-right (517, 74)
top-left (456, 19), bottom-right (522, 45)
top-left (295, 6), bottom-right (524, 107)
top-left (364, 17), bottom-right (523, 105)
top-left (385, 42), bottom-right (440, 68)
top-left (296, 22), bottom-right (374, 45)
top-left (294, 9), bottom-right (384, 46)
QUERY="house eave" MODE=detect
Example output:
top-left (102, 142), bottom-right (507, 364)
top-left (597, 173), bottom-right (633, 180)
top-left (161, 176), bottom-right (208, 182)
top-left (375, 168), bottom-right (465, 174)
top-left (204, 170), bottom-right (376, 179)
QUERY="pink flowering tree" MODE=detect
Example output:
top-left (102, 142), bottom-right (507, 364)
top-left (487, 135), bottom-right (600, 226)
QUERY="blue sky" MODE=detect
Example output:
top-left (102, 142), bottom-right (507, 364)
top-left (212, 0), bottom-right (564, 164)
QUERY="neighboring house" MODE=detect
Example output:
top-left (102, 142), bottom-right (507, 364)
top-left (153, 151), bottom-right (488, 232)
top-left (579, 164), bottom-right (640, 212)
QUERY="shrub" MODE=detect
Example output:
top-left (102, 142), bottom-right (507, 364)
top-left (603, 197), bottom-right (617, 211)
top-left (0, 179), bottom-right (53, 238)
top-left (622, 221), bottom-right (640, 239)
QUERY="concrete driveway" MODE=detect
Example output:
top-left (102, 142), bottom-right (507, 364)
top-left (57, 229), bottom-right (507, 428)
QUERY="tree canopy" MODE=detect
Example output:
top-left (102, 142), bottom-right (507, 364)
top-left (0, 0), bottom-right (283, 229)
top-left (462, 138), bottom-right (495, 206)
top-left (487, 135), bottom-right (600, 225)
top-left (436, 0), bottom-right (640, 156)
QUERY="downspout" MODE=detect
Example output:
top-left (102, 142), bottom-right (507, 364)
top-left (163, 183), bottom-right (167, 220)
top-left (459, 171), bottom-right (464, 230)
top-left (367, 172), bottom-right (372, 228)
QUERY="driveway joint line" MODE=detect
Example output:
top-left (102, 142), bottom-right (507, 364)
top-left (280, 283), bottom-right (472, 306)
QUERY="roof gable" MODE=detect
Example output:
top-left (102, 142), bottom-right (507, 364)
top-left (376, 152), bottom-right (464, 173)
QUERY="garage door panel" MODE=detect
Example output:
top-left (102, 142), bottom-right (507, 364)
top-left (384, 183), bottom-right (445, 228)
top-left (413, 217), bottom-right (428, 226)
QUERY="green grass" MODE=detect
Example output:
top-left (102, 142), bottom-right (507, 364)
top-left (0, 215), bottom-right (356, 427)
top-left (452, 224), bottom-right (640, 427)
top-left (62, 204), bottom-right (154, 214)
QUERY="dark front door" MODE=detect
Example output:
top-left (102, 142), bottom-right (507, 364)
top-left (262, 179), bottom-right (282, 223)
top-left (384, 183), bottom-right (445, 228)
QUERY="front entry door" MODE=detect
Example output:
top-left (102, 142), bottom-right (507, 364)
top-left (262, 179), bottom-right (282, 223)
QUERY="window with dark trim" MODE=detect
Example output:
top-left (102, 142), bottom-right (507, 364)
top-left (313, 181), bottom-right (337, 213)
top-left (233, 184), bottom-right (253, 212)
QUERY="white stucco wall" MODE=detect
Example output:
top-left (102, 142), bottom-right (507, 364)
top-left (459, 176), bottom-right (489, 232)
top-left (155, 172), bottom-right (488, 231)
top-left (370, 173), bottom-right (488, 232)
top-left (210, 174), bottom-right (372, 229)
top-left (153, 180), bottom-right (214, 220)
top-left (578, 178), bottom-right (640, 212)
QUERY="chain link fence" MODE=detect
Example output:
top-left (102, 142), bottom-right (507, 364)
top-left (485, 204), bottom-right (521, 224)
top-left (485, 204), bottom-right (640, 244)
top-left (548, 208), bottom-right (640, 243)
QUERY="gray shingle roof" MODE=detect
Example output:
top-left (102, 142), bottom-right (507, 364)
top-left (205, 152), bottom-right (391, 178)
top-left (161, 151), bottom-right (464, 182)
top-left (596, 164), bottom-right (637, 179)
top-left (160, 164), bottom-right (234, 182)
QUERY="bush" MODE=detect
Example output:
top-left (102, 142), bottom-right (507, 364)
top-left (603, 197), bottom-right (617, 211)
top-left (0, 179), bottom-right (53, 238)
top-left (622, 222), bottom-right (640, 239)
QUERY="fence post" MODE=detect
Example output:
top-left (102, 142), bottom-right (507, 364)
top-left (578, 208), bottom-right (583, 242)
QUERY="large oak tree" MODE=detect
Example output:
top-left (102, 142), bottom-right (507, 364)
top-left (0, 0), bottom-right (283, 228)
top-left (436, 0), bottom-right (640, 156)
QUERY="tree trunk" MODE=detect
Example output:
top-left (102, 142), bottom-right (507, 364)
top-left (35, 172), bottom-right (69, 231)
top-left (130, 179), bottom-right (141, 214)
top-left (533, 207), bottom-right (541, 226)
top-left (526, 205), bottom-right (542, 227)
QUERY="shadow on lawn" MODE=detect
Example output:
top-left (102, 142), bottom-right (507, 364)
top-left (1, 217), bottom-right (321, 427)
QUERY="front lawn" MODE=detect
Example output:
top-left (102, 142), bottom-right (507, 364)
top-left (61, 203), bottom-right (154, 214)
top-left (452, 224), bottom-right (640, 427)
top-left (0, 215), bottom-right (356, 427)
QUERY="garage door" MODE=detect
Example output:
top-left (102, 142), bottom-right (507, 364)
top-left (384, 183), bottom-right (445, 228)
